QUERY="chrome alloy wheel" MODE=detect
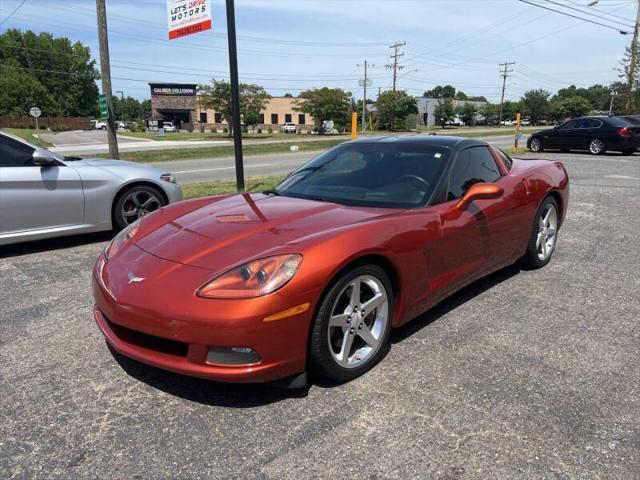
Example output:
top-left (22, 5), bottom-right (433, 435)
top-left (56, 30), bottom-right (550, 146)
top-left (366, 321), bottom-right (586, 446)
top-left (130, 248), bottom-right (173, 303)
top-left (327, 275), bottom-right (389, 369)
top-left (121, 190), bottom-right (162, 225)
top-left (589, 138), bottom-right (604, 154)
top-left (536, 203), bottom-right (558, 261)
top-left (530, 137), bottom-right (542, 152)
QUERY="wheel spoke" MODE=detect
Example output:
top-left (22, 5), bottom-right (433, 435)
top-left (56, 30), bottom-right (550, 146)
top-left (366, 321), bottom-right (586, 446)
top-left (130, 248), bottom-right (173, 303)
top-left (362, 293), bottom-right (384, 315)
top-left (329, 313), bottom-right (349, 329)
top-left (131, 193), bottom-right (142, 208)
top-left (349, 281), bottom-right (361, 309)
top-left (536, 233), bottom-right (544, 249)
top-left (338, 332), bottom-right (355, 364)
top-left (123, 209), bottom-right (137, 218)
top-left (542, 208), bottom-right (551, 227)
top-left (142, 196), bottom-right (159, 209)
top-left (357, 326), bottom-right (378, 348)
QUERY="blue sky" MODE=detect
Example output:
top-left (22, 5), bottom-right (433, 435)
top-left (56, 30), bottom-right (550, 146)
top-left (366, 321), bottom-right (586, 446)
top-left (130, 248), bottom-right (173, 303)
top-left (0, 0), bottom-right (635, 101)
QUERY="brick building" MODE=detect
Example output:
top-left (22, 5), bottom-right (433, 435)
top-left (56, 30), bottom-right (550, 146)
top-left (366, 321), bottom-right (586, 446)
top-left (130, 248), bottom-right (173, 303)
top-left (149, 83), bottom-right (314, 132)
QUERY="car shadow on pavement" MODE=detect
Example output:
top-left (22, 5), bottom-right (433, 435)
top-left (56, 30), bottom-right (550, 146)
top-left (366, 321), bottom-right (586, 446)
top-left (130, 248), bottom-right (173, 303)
top-left (108, 345), bottom-right (310, 407)
top-left (391, 264), bottom-right (521, 344)
top-left (0, 231), bottom-right (113, 259)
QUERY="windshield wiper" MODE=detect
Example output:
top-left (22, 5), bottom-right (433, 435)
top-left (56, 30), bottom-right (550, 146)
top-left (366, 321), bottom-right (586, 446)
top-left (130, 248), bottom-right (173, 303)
top-left (64, 156), bottom-right (83, 161)
top-left (262, 189), bottom-right (280, 196)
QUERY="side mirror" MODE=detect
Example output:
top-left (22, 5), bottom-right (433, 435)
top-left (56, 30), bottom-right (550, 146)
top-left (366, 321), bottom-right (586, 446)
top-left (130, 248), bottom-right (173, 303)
top-left (456, 182), bottom-right (504, 210)
top-left (32, 150), bottom-right (57, 166)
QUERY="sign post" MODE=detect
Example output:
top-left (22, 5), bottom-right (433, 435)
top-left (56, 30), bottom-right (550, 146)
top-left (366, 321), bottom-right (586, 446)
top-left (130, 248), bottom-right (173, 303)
top-left (29, 107), bottom-right (41, 131)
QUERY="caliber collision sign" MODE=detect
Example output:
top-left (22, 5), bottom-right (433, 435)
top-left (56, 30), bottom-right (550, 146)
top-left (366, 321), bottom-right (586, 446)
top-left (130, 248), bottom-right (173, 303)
top-left (167, 0), bottom-right (211, 40)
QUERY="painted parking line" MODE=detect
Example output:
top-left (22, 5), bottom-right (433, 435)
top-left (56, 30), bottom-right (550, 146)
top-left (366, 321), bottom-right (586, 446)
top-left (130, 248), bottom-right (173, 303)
top-left (604, 175), bottom-right (639, 180)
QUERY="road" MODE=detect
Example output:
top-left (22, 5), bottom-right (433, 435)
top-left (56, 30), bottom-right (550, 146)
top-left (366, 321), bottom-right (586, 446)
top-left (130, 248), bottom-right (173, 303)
top-left (1, 152), bottom-right (638, 479)
top-left (156, 135), bottom-right (523, 184)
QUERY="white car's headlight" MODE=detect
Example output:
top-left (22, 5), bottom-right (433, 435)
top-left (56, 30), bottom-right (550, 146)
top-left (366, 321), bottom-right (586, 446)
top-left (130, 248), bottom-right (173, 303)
top-left (160, 173), bottom-right (176, 184)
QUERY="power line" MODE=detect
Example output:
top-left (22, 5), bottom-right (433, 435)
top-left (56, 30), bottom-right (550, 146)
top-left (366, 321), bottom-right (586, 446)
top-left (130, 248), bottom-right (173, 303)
top-left (517, 0), bottom-right (632, 34)
top-left (541, 0), bottom-right (634, 28)
top-left (0, 0), bottom-right (27, 27)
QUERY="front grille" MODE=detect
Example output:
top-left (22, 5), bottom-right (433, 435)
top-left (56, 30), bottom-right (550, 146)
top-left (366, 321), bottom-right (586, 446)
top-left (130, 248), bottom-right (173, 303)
top-left (106, 316), bottom-right (188, 358)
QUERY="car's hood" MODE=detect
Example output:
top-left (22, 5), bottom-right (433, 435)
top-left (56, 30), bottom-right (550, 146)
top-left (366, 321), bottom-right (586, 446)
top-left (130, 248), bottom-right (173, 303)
top-left (532, 128), bottom-right (555, 136)
top-left (136, 193), bottom-right (398, 273)
top-left (63, 157), bottom-right (148, 168)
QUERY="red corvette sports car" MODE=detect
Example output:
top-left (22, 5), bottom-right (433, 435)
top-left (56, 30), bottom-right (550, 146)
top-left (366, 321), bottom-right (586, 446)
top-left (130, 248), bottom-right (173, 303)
top-left (93, 136), bottom-right (569, 387)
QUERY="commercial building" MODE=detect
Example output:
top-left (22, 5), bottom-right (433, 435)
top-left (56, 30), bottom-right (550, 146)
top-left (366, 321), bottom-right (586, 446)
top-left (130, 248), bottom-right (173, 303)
top-left (149, 83), bottom-right (314, 132)
top-left (416, 97), bottom-right (487, 127)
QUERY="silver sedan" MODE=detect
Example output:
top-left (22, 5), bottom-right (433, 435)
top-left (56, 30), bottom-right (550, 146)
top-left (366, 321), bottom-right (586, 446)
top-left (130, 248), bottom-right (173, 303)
top-left (0, 131), bottom-right (182, 246)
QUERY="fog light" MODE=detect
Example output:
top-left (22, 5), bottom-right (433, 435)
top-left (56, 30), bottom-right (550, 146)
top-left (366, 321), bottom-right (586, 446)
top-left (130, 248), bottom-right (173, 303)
top-left (207, 346), bottom-right (260, 365)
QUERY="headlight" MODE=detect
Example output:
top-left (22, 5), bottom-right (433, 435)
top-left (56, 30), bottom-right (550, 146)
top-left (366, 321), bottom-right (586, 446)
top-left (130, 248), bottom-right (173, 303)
top-left (197, 254), bottom-right (302, 299)
top-left (160, 173), bottom-right (176, 184)
top-left (104, 220), bottom-right (140, 261)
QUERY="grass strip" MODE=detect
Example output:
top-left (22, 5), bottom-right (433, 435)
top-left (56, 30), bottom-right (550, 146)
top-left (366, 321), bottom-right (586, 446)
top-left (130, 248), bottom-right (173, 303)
top-left (182, 175), bottom-right (286, 200)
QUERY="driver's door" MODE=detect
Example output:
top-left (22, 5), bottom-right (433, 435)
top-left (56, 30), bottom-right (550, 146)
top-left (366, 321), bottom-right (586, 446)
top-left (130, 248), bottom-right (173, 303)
top-left (0, 136), bottom-right (84, 235)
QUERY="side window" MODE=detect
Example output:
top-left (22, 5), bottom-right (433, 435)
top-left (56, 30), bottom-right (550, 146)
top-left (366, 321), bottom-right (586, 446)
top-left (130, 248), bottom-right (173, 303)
top-left (581, 119), bottom-right (601, 128)
top-left (558, 119), bottom-right (580, 130)
top-left (0, 136), bottom-right (35, 167)
top-left (447, 147), bottom-right (502, 200)
top-left (493, 147), bottom-right (513, 171)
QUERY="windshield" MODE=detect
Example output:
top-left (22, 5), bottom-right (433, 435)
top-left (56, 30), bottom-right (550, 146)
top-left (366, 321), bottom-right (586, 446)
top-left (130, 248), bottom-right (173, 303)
top-left (275, 142), bottom-right (450, 208)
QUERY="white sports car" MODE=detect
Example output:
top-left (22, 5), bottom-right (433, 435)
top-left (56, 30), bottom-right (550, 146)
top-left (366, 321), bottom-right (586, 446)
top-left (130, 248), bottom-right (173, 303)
top-left (0, 131), bottom-right (183, 246)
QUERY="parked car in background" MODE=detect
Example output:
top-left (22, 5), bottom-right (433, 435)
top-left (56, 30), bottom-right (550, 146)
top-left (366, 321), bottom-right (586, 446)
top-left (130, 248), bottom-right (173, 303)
top-left (162, 121), bottom-right (177, 133)
top-left (282, 122), bottom-right (297, 134)
top-left (93, 120), bottom-right (107, 130)
top-left (0, 131), bottom-right (182, 246)
top-left (527, 116), bottom-right (639, 155)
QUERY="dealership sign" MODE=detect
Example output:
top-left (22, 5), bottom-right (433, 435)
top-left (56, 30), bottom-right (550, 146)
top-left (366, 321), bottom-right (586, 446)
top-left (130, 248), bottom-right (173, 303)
top-left (167, 0), bottom-right (211, 40)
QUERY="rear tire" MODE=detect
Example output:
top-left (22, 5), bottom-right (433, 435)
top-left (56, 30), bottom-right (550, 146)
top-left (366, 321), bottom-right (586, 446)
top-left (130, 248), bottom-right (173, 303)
top-left (309, 264), bottom-right (393, 383)
top-left (589, 138), bottom-right (606, 155)
top-left (112, 184), bottom-right (166, 231)
top-left (522, 196), bottom-right (559, 269)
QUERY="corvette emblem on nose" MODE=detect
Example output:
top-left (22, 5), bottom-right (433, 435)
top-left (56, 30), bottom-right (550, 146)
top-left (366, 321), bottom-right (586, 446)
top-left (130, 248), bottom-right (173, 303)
top-left (127, 272), bottom-right (145, 284)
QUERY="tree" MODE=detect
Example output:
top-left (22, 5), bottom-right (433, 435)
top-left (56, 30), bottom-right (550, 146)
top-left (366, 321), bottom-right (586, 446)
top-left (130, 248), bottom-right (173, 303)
top-left (555, 84), bottom-right (612, 111)
top-left (548, 96), bottom-right (592, 122)
top-left (295, 87), bottom-right (351, 133)
top-left (479, 103), bottom-right (499, 125)
top-left (112, 96), bottom-right (148, 122)
top-left (376, 90), bottom-right (418, 131)
top-left (200, 79), bottom-right (270, 136)
top-left (0, 29), bottom-right (100, 117)
top-left (423, 85), bottom-right (456, 99)
top-left (434, 99), bottom-right (456, 128)
top-left (456, 102), bottom-right (477, 126)
top-left (520, 89), bottom-right (550, 125)
top-left (283, 93), bottom-right (294, 98)
top-left (618, 45), bottom-right (640, 114)
top-left (501, 100), bottom-right (521, 121)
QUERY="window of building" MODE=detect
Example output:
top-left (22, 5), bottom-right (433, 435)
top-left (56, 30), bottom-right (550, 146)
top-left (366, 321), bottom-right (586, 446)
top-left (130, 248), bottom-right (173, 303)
top-left (214, 112), bottom-right (223, 124)
top-left (259, 113), bottom-right (265, 124)
top-left (271, 113), bottom-right (278, 124)
top-left (285, 113), bottom-right (292, 123)
top-left (0, 135), bottom-right (35, 167)
top-left (199, 112), bottom-right (208, 123)
top-left (447, 147), bottom-right (502, 201)
top-left (298, 114), bottom-right (306, 125)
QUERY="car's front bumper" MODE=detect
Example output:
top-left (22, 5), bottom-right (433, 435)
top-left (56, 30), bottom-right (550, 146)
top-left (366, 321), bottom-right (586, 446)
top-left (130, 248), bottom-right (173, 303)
top-left (92, 252), bottom-right (317, 383)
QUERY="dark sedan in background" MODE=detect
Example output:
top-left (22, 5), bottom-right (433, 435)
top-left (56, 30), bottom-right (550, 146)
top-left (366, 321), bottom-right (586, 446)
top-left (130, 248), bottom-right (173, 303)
top-left (527, 116), bottom-right (639, 155)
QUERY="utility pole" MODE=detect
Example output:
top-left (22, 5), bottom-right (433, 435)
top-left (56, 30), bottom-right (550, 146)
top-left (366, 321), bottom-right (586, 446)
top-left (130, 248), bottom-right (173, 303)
top-left (624, 0), bottom-right (640, 114)
top-left (498, 61), bottom-right (515, 126)
top-left (226, 0), bottom-right (244, 192)
top-left (386, 42), bottom-right (406, 92)
top-left (96, 0), bottom-right (119, 159)
top-left (358, 60), bottom-right (373, 132)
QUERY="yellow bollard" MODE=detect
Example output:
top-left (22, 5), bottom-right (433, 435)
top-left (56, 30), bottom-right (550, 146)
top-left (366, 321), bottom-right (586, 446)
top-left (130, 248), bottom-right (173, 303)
top-left (351, 112), bottom-right (358, 140)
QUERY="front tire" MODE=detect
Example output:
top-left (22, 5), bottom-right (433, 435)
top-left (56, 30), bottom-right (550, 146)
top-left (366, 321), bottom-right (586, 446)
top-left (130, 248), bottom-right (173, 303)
top-left (309, 264), bottom-right (394, 382)
top-left (589, 138), bottom-right (606, 155)
top-left (112, 185), bottom-right (166, 231)
top-left (522, 196), bottom-right (559, 269)
top-left (529, 137), bottom-right (544, 152)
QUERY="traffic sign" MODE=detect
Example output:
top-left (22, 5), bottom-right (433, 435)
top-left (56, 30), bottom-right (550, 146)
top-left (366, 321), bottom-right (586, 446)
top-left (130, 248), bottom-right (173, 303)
top-left (167, 0), bottom-right (211, 40)
top-left (98, 93), bottom-right (109, 119)
top-left (29, 107), bottom-right (41, 118)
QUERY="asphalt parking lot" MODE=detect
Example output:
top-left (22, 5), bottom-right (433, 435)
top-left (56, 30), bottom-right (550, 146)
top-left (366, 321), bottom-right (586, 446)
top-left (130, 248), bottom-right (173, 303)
top-left (1, 152), bottom-right (638, 479)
